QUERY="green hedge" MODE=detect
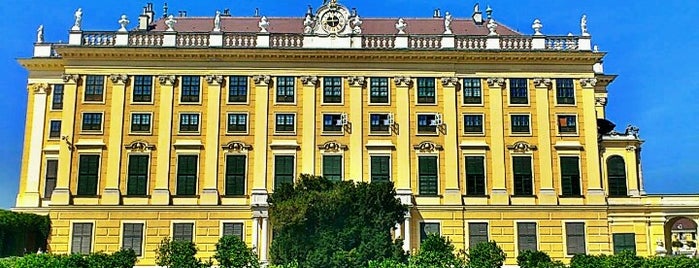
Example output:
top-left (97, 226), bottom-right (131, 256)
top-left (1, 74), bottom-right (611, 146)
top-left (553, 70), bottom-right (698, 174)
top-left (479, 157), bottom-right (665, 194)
top-left (0, 249), bottom-right (136, 268)
top-left (0, 210), bottom-right (50, 257)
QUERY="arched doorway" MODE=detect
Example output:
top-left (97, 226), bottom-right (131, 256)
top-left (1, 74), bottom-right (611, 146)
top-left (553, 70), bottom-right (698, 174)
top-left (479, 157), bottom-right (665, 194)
top-left (665, 217), bottom-right (698, 255)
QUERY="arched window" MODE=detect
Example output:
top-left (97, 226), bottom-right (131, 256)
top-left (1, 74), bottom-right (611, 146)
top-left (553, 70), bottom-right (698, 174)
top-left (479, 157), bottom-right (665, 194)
top-left (607, 156), bottom-right (627, 196)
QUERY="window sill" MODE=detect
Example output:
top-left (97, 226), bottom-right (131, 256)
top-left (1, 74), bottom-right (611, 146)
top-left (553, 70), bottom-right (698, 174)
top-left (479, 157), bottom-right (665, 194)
top-left (273, 132), bottom-right (297, 136)
top-left (368, 103), bottom-right (391, 106)
top-left (508, 103), bottom-right (530, 107)
top-left (321, 103), bottom-right (344, 106)
top-left (416, 194), bottom-right (443, 198)
top-left (274, 102), bottom-right (296, 105)
top-left (321, 132), bottom-right (344, 136)
top-left (511, 195), bottom-right (537, 198)
top-left (47, 137), bottom-right (61, 141)
top-left (82, 101), bottom-right (106, 105)
top-left (557, 133), bottom-right (579, 137)
top-left (225, 132), bottom-right (250, 136)
top-left (128, 132), bottom-right (153, 136)
top-left (177, 101), bottom-right (202, 105)
top-left (461, 103), bottom-right (484, 107)
top-left (554, 104), bottom-right (577, 107)
top-left (463, 133), bottom-right (485, 137)
top-left (124, 195), bottom-right (151, 198)
top-left (177, 132), bottom-right (201, 136)
top-left (559, 195), bottom-right (584, 198)
top-left (72, 195), bottom-right (101, 198)
top-left (130, 101), bottom-right (154, 105)
top-left (226, 101), bottom-right (249, 105)
top-left (222, 195), bottom-right (249, 198)
top-left (368, 132), bottom-right (392, 136)
top-left (510, 133), bottom-right (532, 137)
top-left (416, 103), bottom-right (438, 106)
top-left (416, 133), bottom-right (439, 136)
top-left (173, 195), bottom-right (200, 198)
top-left (463, 194), bottom-right (489, 198)
top-left (609, 195), bottom-right (630, 198)
top-left (80, 131), bottom-right (104, 135)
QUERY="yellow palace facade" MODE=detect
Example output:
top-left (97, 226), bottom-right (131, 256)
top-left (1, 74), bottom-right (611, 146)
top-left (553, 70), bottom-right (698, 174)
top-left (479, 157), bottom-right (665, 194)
top-left (14, 1), bottom-right (699, 265)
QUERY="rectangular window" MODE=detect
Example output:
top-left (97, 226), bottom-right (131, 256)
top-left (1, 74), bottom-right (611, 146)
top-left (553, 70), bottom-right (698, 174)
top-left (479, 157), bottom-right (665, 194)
top-left (322, 114), bottom-right (343, 133)
top-left (222, 223), bottom-right (244, 240)
top-left (71, 223), bottom-right (93, 254)
top-left (509, 78), bottom-right (528, 104)
top-left (176, 155), bottom-right (198, 196)
top-left (566, 222), bottom-right (586, 255)
top-left (513, 156), bottom-right (533, 196)
top-left (274, 156), bottom-right (294, 190)
top-left (49, 120), bottom-right (61, 139)
top-left (556, 79), bottom-right (575, 104)
top-left (77, 155), bottom-right (100, 196)
top-left (225, 155), bottom-right (246, 196)
top-left (44, 160), bottom-right (58, 198)
top-left (463, 78), bottom-right (482, 104)
top-left (558, 115), bottom-right (577, 134)
top-left (130, 113), bottom-right (151, 133)
top-left (417, 114), bottom-right (438, 134)
top-left (560, 157), bottom-right (581, 196)
top-left (179, 114), bottom-right (200, 133)
top-left (511, 115), bottom-right (530, 134)
top-left (228, 76), bottom-right (248, 103)
top-left (82, 113), bottom-right (103, 132)
top-left (173, 223), bottom-right (194, 242)
top-left (322, 155), bottom-right (342, 181)
top-left (227, 114), bottom-right (248, 133)
top-left (323, 77), bottom-right (342, 103)
top-left (181, 76), bottom-right (200, 102)
top-left (276, 76), bottom-right (295, 103)
top-left (370, 156), bottom-right (391, 182)
top-left (612, 233), bottom-right (636, 254)
top-left (463, 114), bottom-right (484, 134)
top-left (133, 75), bottom-right (153, 102)
top-left (417, 78), bottom-right (436, 104)
top-left (370, 78), bottom-right (389, 104)
top-left (418, 156), bottom-right (438, 195)
top-left (122, 223), bottom-right (144, 256)
top-left (127, 155), bottom-right (149, 196)
top-left (84, 75), bottom-right (104, 102)
top-left (517, 222), bottom-right (538, 253)
top-left (370, 114), bottom-right (390, 134)
top-left (469, 223), bottom-right (489, 247)
top-left (465, 156), bottom-right (486, 196)
top-left (420, 222), bottom-right (440, 243)
top-left (52, 84), bottom-right (64, 110)
top-left (275, 114), bottom-right (295, 133)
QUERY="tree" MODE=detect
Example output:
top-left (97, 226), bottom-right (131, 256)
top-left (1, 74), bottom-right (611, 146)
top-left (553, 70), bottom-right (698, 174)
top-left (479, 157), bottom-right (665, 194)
top-left (409, 234), bottom-right (466, 268)
top-left (155, 237), bottom-right (208, 268)
top-left (214, 235), bottom-right (259, 268)
top-left (466, 241), bottom-right (506, 268)
top-left (268, 174), bottom-right (408, 268)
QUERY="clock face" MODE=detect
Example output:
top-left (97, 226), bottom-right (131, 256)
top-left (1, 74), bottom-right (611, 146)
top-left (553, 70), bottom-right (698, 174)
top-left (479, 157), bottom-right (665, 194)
top-left (320, 10), bottom-right (346, 34)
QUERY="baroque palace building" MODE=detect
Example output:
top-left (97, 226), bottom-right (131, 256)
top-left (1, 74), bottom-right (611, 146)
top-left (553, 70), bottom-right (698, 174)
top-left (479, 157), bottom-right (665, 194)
top-left (14, 0), bottom-right (699, 266)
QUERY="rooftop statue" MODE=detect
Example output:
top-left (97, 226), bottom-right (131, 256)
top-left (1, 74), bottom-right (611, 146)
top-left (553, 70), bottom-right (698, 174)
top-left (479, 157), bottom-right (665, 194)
top-left (213, 10), bottom-right (221, 32)
top-left (36, 25), bottom-right (44, 43)
top-left (396, 18), bottom-right (407, 34)
top-left (303, 14), bottom-right (314, 34)
top-left (72, 8), bottom-right (83, 31)
top-left (165, 15), bottom-right (177, 32)
top-left (581, 15), bottom-right (590, 36)
top-left (118, 15), bottom-right (129, 32)
top-left (259, 16), bottom-right (270, 33)
top-left (444, 12), bottom-right (453, 34)
top-left (351, 14), bottom-right (363, 34)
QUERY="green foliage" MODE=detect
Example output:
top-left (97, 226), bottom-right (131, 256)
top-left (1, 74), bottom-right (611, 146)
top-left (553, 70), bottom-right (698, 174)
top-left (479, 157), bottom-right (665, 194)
top-left (156, 237), bottom-right (209, 268)
top-left (465, 241), bottom-right (506, 268)
top-left (0, 249), bottom-right (136, 268)
top-left (0, 210), bottom-right (50, 257)
top-left (409, 234), bottom-right (466, 268)
top-left (569, 251), bottom-right (699, 268)
top-left (517, 250), bottom-right (552, 268)
top-left (214, 235), bottom-right (259, 268)
top-left (367, 259), bottom-right (408, 268)
top-left (268, 174), bottom-right (407, 268)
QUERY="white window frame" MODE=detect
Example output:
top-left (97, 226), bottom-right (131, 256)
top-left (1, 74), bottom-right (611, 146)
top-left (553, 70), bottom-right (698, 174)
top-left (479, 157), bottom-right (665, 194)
top-left (125, 152), bottom-right (151, 196)
top-left (416, 152), bottom-right (440, 196)
top-left (507, 78), bottom-right (530, 107)
top-left (177, 112), bottom-right (202, 135)
top-left (225, 112), bottom-right (250, 135)
top-left (509, 113), bottom-right (532, 136)
top-left (171, 221), bottom-right (196, 243)
top-left (178, 76), bottom-right (203, 105)
top-left (219, 220), bottom-right (246, 241)
top-left (274, 76), bottom-right (297, 105)
top-left (562, 220), bottom-right (587, 257)
top-left (556, 113), bottom-right (579, 136)
top-left (120, 220), bottom-right (146, 257)
top-left (129, 112), bottom-right (154, 135)
top-left (466, 220), bottom-right (490, 248)
top-left (82, 75), bottom-right (106, 104)
top-left (368, 153), bottom-right (392, 183)
top-left (80, 111), bottom-right (105, 135)
top-left (462, 113), bottom-right (485, 136)
top-left (514, 220), bottom-right (539, 256)
top-left (321, 77), bottom-right (345, 105)
top-left (223, 152), bottom-right (248, 196)
top-left (69, 221), bottom-right (95, 254)
top-left (273, 112), bottom-right (297, 135)
top-left (226, 76), bottom-right (250, 105)
top-left (368, 77), bottom-right (391, 105)
top-left (554, 78), bottom-right (577, 106)
top-left (130, 75), bottom-right (155, 105)
top-left (174, 153), bottom-right (200, 196)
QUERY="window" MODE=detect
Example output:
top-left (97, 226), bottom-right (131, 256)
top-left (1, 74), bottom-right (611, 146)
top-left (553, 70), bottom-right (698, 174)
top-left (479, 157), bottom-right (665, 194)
top-left (418, 156), bottom-right (438, 195)
top-left (511, 115), bottom-right (530, 134)
top-left (558, 115), bottom-right (577, 134)
top-left (179, 114), bottom-right (200, 133)
top-left (228, 76), bottom-right (248, 103)
top-left (71, 223), bottom-right (93, 254)
top-left (370, 78), bottom-right (389, 104)
top-left (420, 222), bottom-right (440, 243)
top-left (52, 84), bottom-right (64, 110)
top-left (276, 76), bottom-right (295, 103)
top-left (82, 113), bottom-right (103, 132)
top-left (517, 222), bottom-right (537, 253)
top-left (49, 120), bottom-right (61, 139)
top-left (181, 76), bottom-right (200, 102)
top-left (560, 157), bottom-right (581, 196)
top-left (227, 114), bottom-right (248, 133)
top-left (225, 155), bottom-right (246, 196)
top-left (122, 223), bottom-right (144, 256)
top-left (417, 78), bottom-right (436, 104)
top-left (465, 156), bottom-right (485, 196)
top-left (469, 223), bottom-right (489, 247)
top-left (566, 223), bottom-right (586, 255)
top-left (176, 155), bottom-right (198, 196)
top-left (323, 77), bottom-right (342, 103)
top-left (133, 75), bottom-right (153, 102)
top-left (463, 78), bottom-right (482, 104)
top-left (44, 160), bottom-right (58, 198)
top-left (127, 155), bottom-right (149, 196)
top-left (370, 114), bottom-right (391, 134)
top-left (556, 79), bottom-right (575, 104)
top-left (417, 114), bottom-right (438, 134)
top-left (612, 233), bottom-right (636, 254)
top-left (84, 75), bottom-right (104, 102)
top-left (513, 156), bottom-right (533, 196)
top-left (222, 222), bottom-right (244, 240)
top-left (607, 156), bottom-right (627, 197)
top-left (173, 223), bottom-right (194, 242)
top-left (322, 155), bottom-right (342, 181)
top-left (77, 155), bottom-right (100, 196)
top-left (370, 156), bottom-right (391, 183)
top-left (323, 114), bottom-right (343, 133)
top-left (274, 156), bottom-right (294, 190)
top-left (275, 114), bottom-right (295, 133)
top-left (509, 78), bottom-right (528, 104)
top-left (130, 113), bottom-right (151, 133)
top-left (464, 114), bottom-right (483, 134)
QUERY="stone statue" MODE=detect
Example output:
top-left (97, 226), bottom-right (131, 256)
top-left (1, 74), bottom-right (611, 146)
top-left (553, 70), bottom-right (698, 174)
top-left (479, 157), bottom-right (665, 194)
top-left (303, 14), bottom-right (314, 34)
top-left (259, 16), bottom-right (269, 33)
top-left (36, 25), bottom-right (44, 43)
top-left (118, 15), bottom-right (129, 32)
top-left (581, 15), bottom-right (589, 36)
top-left (213, 10), bottom-right (221, 32)
top-left (532, 19), bottom-right (543, 35)
top-left (307, 5), bottom-right (313, 15)
top-left (656, 239), bottom-right (667, 256)
top-left (165, 15), bottom-right (177, 32)
top-left (72, 8), bottom-right (83, 31)
top-left (487, 18), bottom-right (498, 36)
top-left (396, 18), bottom-right (407, 34)
top-left (351, 15), bottom-right (363, 34)
top-left (443, 12), bottom-right (453, 34)
top-left (625, 125), bottom-right (640, 137)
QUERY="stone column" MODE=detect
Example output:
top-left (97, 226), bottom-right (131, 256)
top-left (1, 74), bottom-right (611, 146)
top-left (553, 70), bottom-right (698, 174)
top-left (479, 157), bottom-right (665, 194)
top-left (260, 217), bottom-right (269, 263)
top-left (300, 76), bottom-right (318, 175)
top-left (394, 77), bottom-right (413, 196)
top-left (102, 74), bottom-right (129, 205)
top-left (441, 77), bottom-right (461, 204)
top-left (534, 78), bottom-right (556, 205)
top-left (402, 213), bottom-right (412, 252)
top-left (580, 78), bottom-right (605, 204)
top-left (201, 75), bottom-right (223, 205)
top-left (486, 78), bottom-right (508, 205)
top-left (347, 76), bottom-right (365, 182)
top-left (251, 217), bottom-right (259, 254)
top-left (52, 74), bottom-right (80, 205)
top-left (17, 83), bottom-right (51, 207)
top-left (252, 75), bottom-right (271, 203)
top-left (152, 75), bottom-right (176, 205)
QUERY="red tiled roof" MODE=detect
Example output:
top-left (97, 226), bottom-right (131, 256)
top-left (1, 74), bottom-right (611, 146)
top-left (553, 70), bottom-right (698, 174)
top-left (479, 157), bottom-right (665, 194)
top-left (150, 16), bottom-right (521, 36)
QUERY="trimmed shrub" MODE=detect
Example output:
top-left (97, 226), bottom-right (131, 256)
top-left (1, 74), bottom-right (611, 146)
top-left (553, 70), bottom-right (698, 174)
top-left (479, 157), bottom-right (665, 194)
top-left (0, 210), bottom-right (50, 257)
top-left (517, 250), bottom-right (552, 268)
top-left (466, 241), bottom-right (506, 268)
top-left (0, 249), bottom-right (136, 268)
top-left (409, 234), bottom-right (466, 268)
top-left (214, 235), bottom-right (259, 268)
top-left (155, 237), bottom-right (209, 268)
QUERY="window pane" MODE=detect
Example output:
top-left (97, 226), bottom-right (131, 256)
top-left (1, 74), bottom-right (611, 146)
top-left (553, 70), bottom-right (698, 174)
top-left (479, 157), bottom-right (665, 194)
top-left (173, 223), bottom-right (194, 242)
top-left (560, 157), bottom-right (581, 196)
top-left (420, 222), bottom-right (440, 243)
top-left (52, 84), bottom-right (64, 110)
top-left (607, 156), bottom-right (627, 196)
top-left (370, 156), bottom-right (390, 182)
top-left (613, 233), bottom-right (636, 254)
top-left (276, 77), bottom-right (295, 103)
top-left (225, 155), bottom-right (246, 196)
top-left (417, 78), bottom-right (436, 104)
top-left (566, 223), bottom-right (586, 255)
top-left (222, 223), bottom-right (244, 240)
top-left (465, 156), bottom-right (485, 195)
top-left (322, 155), bottom-right (342, 181)
top-left (133, 75), bottom-right (153, 102)
top-left (77, 155), bottom-right (100, 196)
top-left (463, 78), bottom-right (482, 104)
top-left (122, 223), bottom-right (144, 256)
top-left (517, 222), bottom-right (537, 253)
top-left (228, 76), bottom-right (248, 103)
top-left (469, 223), bottom-right (488, 247)
top-left (176, 155), bottom-right (198, 195)
top-left (85, 75), bottom-right (104, 102)
top-left (274, 156), bottom-right (294, 190)
top-left (323, 77), bottom-right (342, 103)
top-left (513, 156), bottom-right (533, 196)
top-left (44, 160), bottom-right (58, 198)
top-left (181, 76), bottom-right (200, 102)
top-left (370, 78), bottom-right (389, 103)
top-left (418, 156), bottom-right (438, 195)
top-left (464, 115), bottom-right (483, 133)
top-left (127, 155), bottom-right (149, 195)
top-left (509, 78), bottom-right (528, 104)
top-left (556, 79), bottom-right (575, 104)
top-left (71, 223), bottom-right (93, 254)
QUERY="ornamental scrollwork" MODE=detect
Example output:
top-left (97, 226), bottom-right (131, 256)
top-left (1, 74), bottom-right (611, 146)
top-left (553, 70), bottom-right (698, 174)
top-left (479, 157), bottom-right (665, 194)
top-left (253, 75), bottom-right (272, 85)
top-left (533, 78), bottom-right (552, 88)
top-left (205, 75), bottom-right (224, 85)
top-left (158, 75), bottom-right (176, 86)
top-left (221, 141), bottom-right (253, 153)
top-left (486, 77), bottom-right (505, 87)
top-left (507, 141), bottom-right (538, 153)
top-left (317, 141), bottom-right (348, 152)
top-left (580, 78), bottom-right (597, 88)
top-left (109, 74), bottom-right (129, 85)
top-left (393, 76), bottom-right (413, 87)
top-left (300, 75), bottom-right (319, 86)
top-left (29, 83), bottom-right (51, 95)
top-left (413, 141), bottom-right (443, 153)
top-left (440, 77), bottom-right (459, 87)
top-left (62, 74), bottom-right (79, 84)
top-left (124, 141), bottom-right (156, 152)
top-left (347, 76), bottom-right (366, 87)
top-left (595, 97), bottom-right (608, 106)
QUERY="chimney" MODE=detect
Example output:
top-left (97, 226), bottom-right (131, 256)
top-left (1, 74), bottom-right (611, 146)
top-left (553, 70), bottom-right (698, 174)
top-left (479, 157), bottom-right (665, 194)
top-left (138, 5), bottom-right (150, 30)
top-left (472, 3), bottom-right (484, 25)
top-left (433, 8), bottom-right (441, 18)
top-left (222, 8), bottom-right (231, 17)
top-left (145, 3), bottom-right (155, 24)
top-left (254, 8), bottom-right (260, 17)
top-left (178, 10), bottom-right (187, 17)
top-left (162, 3), bottom-right (168, 18)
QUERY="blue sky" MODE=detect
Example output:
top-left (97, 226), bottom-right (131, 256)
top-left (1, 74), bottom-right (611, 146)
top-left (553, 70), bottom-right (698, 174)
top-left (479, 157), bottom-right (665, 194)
top-left (0, 0), bottom-right (697, 208)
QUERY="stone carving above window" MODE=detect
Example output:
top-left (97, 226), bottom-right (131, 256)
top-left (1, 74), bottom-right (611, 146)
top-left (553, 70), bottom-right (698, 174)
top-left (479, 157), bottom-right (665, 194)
top-left (124, 141), bottom-right (156, 152)
top-left (253, 75), bottom-right (272, 85)
top-left (580, 78), bottom-right (597, 88)
top-left (317, 141), bottom-right (348, 152)
top-left (413, 141), bottom-right (443, 153)
top-left (533, 78), bottom-right (552, 88)
top-left (109, 74), bottom-right (129, 84)
top-left (486, 77), bottom-right (505, 87)
top-left (29, 83), bottom-right (51, 95)
top-left (507, 141), bottom-right (537, 153)
top-left (62, 74), bottom-right (80, 84)
top-left (221, 141), bottom-right (253, 153)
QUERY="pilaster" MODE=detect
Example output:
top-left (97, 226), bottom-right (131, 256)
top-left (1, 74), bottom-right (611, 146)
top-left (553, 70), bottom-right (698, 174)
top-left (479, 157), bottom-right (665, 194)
top-left (201, 75), bottom-right (223, 205)
top-left (486, 78), bottom-right (508, 205)
top-left (252, 75), bottom-right (271, 192)
top-left (347, 76), bottom-right (365, 182)
top-left (394, 76), bottom-right (412, 192)
top-left (52, 74), bottom-right (80, 205)
top-left (441, 77), bottom-right (460, 204)
top-left (625, 145), bottom-right (640, 197)
top-left (17, 83), bottom-right (51, 207)
top-left (300, 76), bottom-right (318, 175)
top-left (102, 74), bottom-right (128, 205)
top-left (533, 78), bottom-right (556, 205)
top-left (581, 78), bottom-right (605, 204)
top-left (152, 75), bottom-right (176, 205)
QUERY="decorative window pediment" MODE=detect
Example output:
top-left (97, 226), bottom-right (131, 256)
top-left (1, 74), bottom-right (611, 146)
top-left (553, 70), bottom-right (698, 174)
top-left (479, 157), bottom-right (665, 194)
top-left (507, 141), bottom-right (537, 153)
top-left (317, 141), bottom-right (348, 152)
top-left (413, 141), bottom-right (443, 153)
top-left (124, 141), bottom-right (156, 152)
top-left (221, 141), bottom-right (253, 153)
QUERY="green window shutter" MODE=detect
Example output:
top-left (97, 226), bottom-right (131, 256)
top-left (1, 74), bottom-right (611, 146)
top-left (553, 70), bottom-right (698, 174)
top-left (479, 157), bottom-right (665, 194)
top-left (371, 156), bottom-right (390, 182)
top-left (465, 156), bottom-right (485, 195)
top-left (176, 155), bottom-right (198, 195)
top-left (560, 157), bottom-right (581, 196)
top-left (77, 155), bottom-right (100, 196)
top-left (274, 156), bottom-right (294, 190)
top-left (613, 233), bottom-right (636, 254)
top-left (418, 156), bottom-right (438, 195)
top-left (127, 155), bottom-right (149, 196)
top-left (225, 155), bottom-right (246, 196)
top-left (322, 155), bottom-right (342, 181)
top-left (607, 156), bottom-right (628, 196)
top-left (513, 156), bottom-right (533, 195)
